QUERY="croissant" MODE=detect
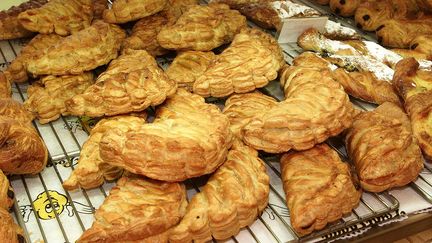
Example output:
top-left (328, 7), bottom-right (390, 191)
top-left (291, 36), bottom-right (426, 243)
top-left (18, 0), bottom-right (93, 36)
top-left (0, 207), bottom-right (25, 243)
top-left (24, 73), bottom-right (94, 124)
top-left (166, 51), bottom-right (216, 91)
top-left (77, 175), bottom-right (187, 242)
top-left (26, 21), bottom-right (126, 76)
top-left (0, 170), bottom-right (14, 210)
top-left (157, 4), bottom-right (246, 51)
top-left (103, 0), bottom-right (168, 24)
top-left (193, 28), bottom-right (284, 97)
top-left (99, 89), bottom-right (233, 182)
top-left (281, 144), bottom-right (361, 236)
top-left (0, 99), bottom-right (33, 124)
top-left (66, 50), bottom-right (176, 117)
top-left (354, 1), bottom-right (393, 31)
top-left (376, 18), bottom-right (432, 48)
top-left (393, 58), bottom-right (432, 159)
top-left (63, 115), bottom-right (146, 191)
top-left (410, 35), bottom-right (432, 59)
top-left (0, 73), bottom-right (11, 99)
top-left (329, 0), bottom-right (362, 17)
top-left (169, 141), bottom-right (269, 242)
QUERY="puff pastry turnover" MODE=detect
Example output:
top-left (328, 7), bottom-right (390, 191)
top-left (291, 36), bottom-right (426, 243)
top-left (0, 170), bottom-right (14, 210)
top-left (66, 50), bottom-right (176, 117)
top-left (0, 73), bottom-right (11, 99)
top-left (281, 144), bottom-right (361, 236)
top-left (0, 207), bottom-right (24, 243)
top-left (99, 89), bottom-right (233, 182)
top-left (170, 141), bottom-right (269, 242)
top-left (18, 0), bottom-right (93, 36)
top-left (194, 28), bottom-right (284, 97)
top-left (103, 0), bottom-right (168, 24)
top-left (26, 21), bottom-right (125, 76)
top-left (77, 175), bottom-right (187, 243)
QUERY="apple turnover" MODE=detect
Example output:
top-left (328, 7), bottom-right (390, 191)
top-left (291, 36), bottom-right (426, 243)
top-left (77, 175), bottom-right (187, 242)
top-left (194, 28), bottom-right (284, 97)
top-left (66, 50), bottom-right (176, 117)
top-left (99, 89), bottom-right (233, 182)
top-left (18, 0), bottom-right (93, 36)
top-left (0, 73), bottom-right (11, 99)
top-left (0, 207), bottom-right (25, 243)
top-left (170, 141), bottom-right (269, 242)
top-left (0, 170), bottom-right (14, 210)
top-left (103, 0), bottom-right (168, 24)
top-left (26, 21), bottom-right (125, 76)
top-left (281, 144), bottom-right (361, 236)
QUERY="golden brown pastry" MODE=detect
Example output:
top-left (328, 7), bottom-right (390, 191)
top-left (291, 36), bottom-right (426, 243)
top-left (346, 102), bottom-right (423, 192)
top-left (376, 18), bottom-right (432, 48)
top-left (26, 21), bottom-right (125, 76)
top-left (281, 144), bottom-right (361, 236)
top-left (0, 0), bottom-right (47, 40)
top-left (329, 0), bottom-right (362, 17)
top-left (193, 28), bottom-right (284, 97)
top-left (92, 0), bottom-right (107, 20)
top-left (77, 175), bottom-right (187, 243)
top-left (99, 89), bottom-right (233, 182)
top-left (63, 115), bottom-right (146, 191)
top-left (0, 73), bottom-right (11, 99)
top-left (323, 20), bottom-right (361, 41)
top-left (393, 58), bottom-right (432, 159)
top-left (0, 99), bottom-right (33, 124)
top-left (170, 141), bottom-right (269, 242)
top-left (66, 50), bottom-right (176, 117)
top-left (410, 35), bottom-right (432, 59)
top-left (24, 73), bottom-right (94, 124)
top-left (354, 0), bottom-right (393, 31)
top-left (157, 4), bottom-right (246, 51)
top-left (166, 51), bottom-right (216, 91)
top-left (242, 63), bottom-right (354, 153)
top-left (392, 48), bottom-right (431, 61)
top-left (0, 207), bottom-right (25, 243)
top-left (0, 170), bottom-right (14, 210)
top-left (18, 0), bottom-right (93, 36)
top-left (103, 0), bottom-right (168, 24)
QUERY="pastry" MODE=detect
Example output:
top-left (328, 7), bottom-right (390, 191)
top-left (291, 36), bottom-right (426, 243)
top-left (223, 92), bottom-right (277, 138)
top-left (323, 20), bottom-right (361, 40)
top-left (0, 73), bottom-right (11, 99)
top-left (329, 0), bottom-right (362, 17)
top-left (280, 144), bottom-right (361, 236)
top-left (5, 34), bottom-right (64, 83)
top-left (392, 48), bottom-right (431, 61)
top-left (393, 58), bottom-right (432, 159)
top-left (103, 0), bottom-right (168, 24)
top-left (63, 114), bottom-right (146, 191)
top-left (0, 170), bottom-right (14, 210)
top-left (193, 28), bottom-right (284, 97)
top-left (0, 207), bottom-right (25, 243)
top-left (354, 1), bottom-right (393, 31)
top-left (166, 51), bottom-right (216, 91)
top-left (26, 21), bottom-right (125, 76)
top-left (92, 0), bottom-right (107, 19)
top-left (66, 50), bottom-right (176, 117)
top-left (0, 99), bottom-right (33, 124)
top-left (242, 63), bottom-right (354, 153)
top-left (410, 35), bottom-right (432, 59)
top-left (169, 141), bottom-right (269, 242)
top-left (24, 73), bottom-right (94, 124)
top-left (77, 174), bottom-right (187, 242)
top-left (18, 0), bottom-right (93, 36)
top-left (157, 4), bottom-right (246, 51)
top-left (99, 89), bottom-right (233, 182)
top-left (376, 18), bottom-right (432, 48)
top-left (0, 0), bottom-right (47, 40)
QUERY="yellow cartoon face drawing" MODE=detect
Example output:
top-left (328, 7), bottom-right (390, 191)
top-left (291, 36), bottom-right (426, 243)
top-left (33, 190), bottom-right (69, 220)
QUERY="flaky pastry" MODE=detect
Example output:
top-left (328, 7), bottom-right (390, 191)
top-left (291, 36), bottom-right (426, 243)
top-left (0, 73), bottom-right (11, 99)
top-left (103, 0), bottom-right (168, 24)
top-left (66, 50), bottom-right (176, 117)
top-left (170, 141), bottom-right (269, 242)
top-left (376, 18), bottom-right (432, 48)
top-left (354, 1), bottom-right (393, 31)
top-left (329, 0), bottom-right (362, 17)
top-left (0, 207), bottom-right (24, 243)
top-left (392, 48), bottom-right (431, 61)
top-left (410, 35), bottom-right (432, 59)
top-left (0, 99), bottom-right (33, 124)
top-left (92, 0), bottom-right (107, 20)
top-left (0, 170), bottom-right (14, 210)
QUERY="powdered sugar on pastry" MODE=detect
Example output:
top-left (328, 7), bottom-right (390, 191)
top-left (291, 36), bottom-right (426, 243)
top-left (271, 1), bottom-right (320, 19)
top-left (324, 20), bottom-right (360, 39)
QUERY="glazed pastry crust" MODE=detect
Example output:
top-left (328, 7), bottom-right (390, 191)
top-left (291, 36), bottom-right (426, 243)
top-left (0, 73), bottom-right (11, 99)
top-left (0, 98), bottom-right (33, 124)
top-left (281, 144), bottom-right (361, 236)
top-left (26, 21), bottom-right (126, 76)
top-left (193, 28), bottom-right (284, 97)
top-left (0, 207), bottom-right (24, 243)
top-left (99, 89), bottom-right (233, 182)
top-left (66, 50), bottom-right (176, 117)
top-left (354, 1), bottom-right (393, 31)
top-left (77, 175), bottom-right (187, 243)
top-left (409, 35), bottom-right (432, 59)
top-left (18, 0), bottom-right (93, 36)
top-left (166, 51), bottom-right (216, 91)
top-left (103, 0), bottom-right (168, 24)
top-left (0, 170), bottom-right (14, 210)
top-left (169, 141), bottom-right (269, 242)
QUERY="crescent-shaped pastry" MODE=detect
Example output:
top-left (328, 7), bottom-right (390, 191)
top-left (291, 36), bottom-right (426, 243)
top-left (393, 58), bottom-right (432, 159)
top-left (354, 1), bottom-right (393, 31)
top-left (169, 141), bottom-right (269, 242)
top-left (0, 207), bottom-right (25, 243)
top-left (281, 144), bottom-right (361, 236)
top-left (166, 51), bottom-right (216, 91)
top-left (63, 114), bottom-right (146, 191)
top-left (346, 102), bottom-right (424, 192)
top-left (0, 170), bottom-right (14, 210)
top-left (26, 21), bottom-right (126, 76)
top-left (0, 99), bottom-right (33, 124)
top-left (66, 50), bottom-right (176, 117)
top-left (103, 0), bottom-right (168, 24)
top-left (77, 175), bottom-right (187, 243)
top-left (376, 19), bottom-right (432, 48)
top-left (193, 28), bottom-right (284, 97)
top-left (329, 0), bottom-right (362, 17)
top-left (0, 73), bottom-right (11, 99)
top-left (99, 89), bottom-right (233, 182)
top-left (157, 4), bottom-right (246, 51)
top-left (18, 0), bottom-right (93, 36)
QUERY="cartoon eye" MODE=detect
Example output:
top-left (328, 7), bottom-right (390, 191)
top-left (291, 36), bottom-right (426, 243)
top-left (45, 204), bottom-right (53, 213)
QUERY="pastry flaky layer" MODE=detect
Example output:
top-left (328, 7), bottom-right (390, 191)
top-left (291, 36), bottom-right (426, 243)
top-left (193, 28), bottom-right (285, 97)
top-left (346, 102), bottom-right (424, 192)
top-left (26, 20), bottom-right (126, 76)
top-left (169, 140), bottom-right (269, 243)
top-left (63, 114), bottom-right (147, 191)
top-left (393, 58), bottom-right (432, 160)
top-left (376, 18), bottom-right (432, 48)
top-left (99, 89), bottom-right (233, 182)
top-left (157, 3), bottom-right (247, 51)
top-left (18, 0), bottom-right (93, 36)
top-left (66, 50), bottom-right (176, 117)
top-left (0, 207), bottom-right (25, 243)
top-left (77, 175), bottom-right (187, 243)
top-left (103, 0), bottom-right (168, 24)
top-left (0, 73), bottom-right (11, 99)
top-left (0, 169), bottom-right (14, 210)
top-left (281, 144), bottom-right (362, 236)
